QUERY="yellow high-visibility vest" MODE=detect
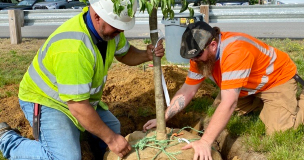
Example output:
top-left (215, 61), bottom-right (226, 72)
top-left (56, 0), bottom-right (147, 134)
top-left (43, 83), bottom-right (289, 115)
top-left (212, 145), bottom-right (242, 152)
top-left (19, 7), bottom-right (130, 131)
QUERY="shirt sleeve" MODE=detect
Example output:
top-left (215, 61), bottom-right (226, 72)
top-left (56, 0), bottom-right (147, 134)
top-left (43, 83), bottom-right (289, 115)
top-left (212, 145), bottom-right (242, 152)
top-left (185, 60), bottom-right (206, 85)
top-left (114, 32), bottom-right (130, 57)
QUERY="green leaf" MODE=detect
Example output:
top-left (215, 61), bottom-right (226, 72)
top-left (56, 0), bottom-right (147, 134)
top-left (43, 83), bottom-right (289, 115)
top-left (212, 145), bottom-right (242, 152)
top-left (171, 0), bottom-right (175, 8)
top-left (118, 6), bottom-right (125, 15)
top-left (169, 9), bottom-right (174, 19)
top-left (162, 8), bottom-right (168, 19)
top-left (127, 4), bottom-right (133, 17)
top-left (139, 0), bottom-right (146, 13)
top-left (151, 0), bottom-right (158, 8)
top-left (146, 2), bottom-right (153, 15)
top-left (113, 2), bottom-right (119, 14)
top-left (155, 0), bottom-right (160, 7)
top-left (150, 0), bottom-right (154, 7)
top-left (161, 0), bottom-right (165, 11)
top-left (167, 0), bottom-right (171, 8)
top-left (140, 5), bottom-right (146, 13)
top-left (183, 0), bottom-right (187, 6)
top-left (189, 7), bottom-right (194, 18)
top-left (179, 0), bottom-right (188, 13)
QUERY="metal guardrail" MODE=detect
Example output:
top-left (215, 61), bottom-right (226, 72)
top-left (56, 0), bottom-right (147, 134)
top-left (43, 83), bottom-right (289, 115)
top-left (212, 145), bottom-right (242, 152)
top-left (209, 4), bottom-right (304, 23)
top-left (0, 10), bottom-right (8, 26)
top-left (1, 4), bottom-right (304, 26)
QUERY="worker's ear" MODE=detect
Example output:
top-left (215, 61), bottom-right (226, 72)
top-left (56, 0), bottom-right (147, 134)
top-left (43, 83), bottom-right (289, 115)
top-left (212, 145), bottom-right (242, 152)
top-left (89, 7), bottom-right (102, 25)
top-left (93, 13), bottom-right (101, 23)
top-left (210, 41), bottom-right (218, 52)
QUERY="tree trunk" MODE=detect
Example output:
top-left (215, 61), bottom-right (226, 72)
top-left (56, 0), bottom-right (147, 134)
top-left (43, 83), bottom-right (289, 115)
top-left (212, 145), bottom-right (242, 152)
top-left (149, 7), bottom-right (166, 140)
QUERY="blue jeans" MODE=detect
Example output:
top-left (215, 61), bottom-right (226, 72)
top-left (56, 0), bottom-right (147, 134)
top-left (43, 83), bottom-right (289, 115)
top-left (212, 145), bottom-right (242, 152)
top-left (0, 99), bottom-right (120, 160)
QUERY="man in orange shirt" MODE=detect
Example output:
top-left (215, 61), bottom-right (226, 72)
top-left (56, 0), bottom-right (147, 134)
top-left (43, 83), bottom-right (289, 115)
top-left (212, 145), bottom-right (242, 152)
top-left (143, 21), bottom-right (304, 159)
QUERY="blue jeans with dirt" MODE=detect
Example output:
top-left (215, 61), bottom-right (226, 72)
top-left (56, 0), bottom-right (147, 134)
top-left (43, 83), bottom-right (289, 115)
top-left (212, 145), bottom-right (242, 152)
top-left (0, 99), bottom-right (120, 160)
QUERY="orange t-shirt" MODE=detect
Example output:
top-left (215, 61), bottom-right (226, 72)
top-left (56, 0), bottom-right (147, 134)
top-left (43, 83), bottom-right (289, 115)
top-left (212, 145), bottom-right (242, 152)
top-left (185, 32), bottom-right (297, 97)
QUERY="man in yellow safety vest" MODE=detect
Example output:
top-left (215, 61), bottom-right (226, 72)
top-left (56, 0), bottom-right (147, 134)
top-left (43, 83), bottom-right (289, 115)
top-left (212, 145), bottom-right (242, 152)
top-left (0, 0), bottom-right (165, 159)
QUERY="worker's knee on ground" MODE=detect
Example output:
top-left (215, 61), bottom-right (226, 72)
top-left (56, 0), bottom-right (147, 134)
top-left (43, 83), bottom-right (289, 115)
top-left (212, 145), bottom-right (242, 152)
top-left (262, 104), bottom-right (304, 135)
top-left (260, 105), bottom-right (297, 135)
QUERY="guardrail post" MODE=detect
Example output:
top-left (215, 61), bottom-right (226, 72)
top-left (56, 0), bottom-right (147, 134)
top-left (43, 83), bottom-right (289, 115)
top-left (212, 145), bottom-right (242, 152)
top-left (8, 9), bottom-right (24, 44)
top-left (200, 5), bottom-right (209, 23)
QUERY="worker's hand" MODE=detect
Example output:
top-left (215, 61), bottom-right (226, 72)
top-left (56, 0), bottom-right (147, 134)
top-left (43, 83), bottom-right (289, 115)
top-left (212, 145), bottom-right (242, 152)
top-left (143, 119), bottom-right (157, 132)
top-left (146, 39), bottom-right (165, 61)
top-left (107, 133), bottom-right (132, 158)
top-left (182, 138), bottom-right (213, 160)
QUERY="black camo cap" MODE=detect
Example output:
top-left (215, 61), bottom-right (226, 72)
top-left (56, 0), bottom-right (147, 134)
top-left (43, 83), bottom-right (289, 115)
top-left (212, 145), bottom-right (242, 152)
top-left (180, 21), bottom-right (214, 59)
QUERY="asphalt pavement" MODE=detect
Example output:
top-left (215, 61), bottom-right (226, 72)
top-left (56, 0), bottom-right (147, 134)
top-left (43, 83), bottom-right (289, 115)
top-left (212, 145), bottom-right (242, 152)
top-left (0, 22), bottom-right (304, 39)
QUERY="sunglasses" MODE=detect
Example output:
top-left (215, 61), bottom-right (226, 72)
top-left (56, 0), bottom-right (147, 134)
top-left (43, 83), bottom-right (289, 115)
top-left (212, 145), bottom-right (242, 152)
top-left (192, 38), bottom-right (215, 59)
top-left (192, 44), bottom-right (210, 59)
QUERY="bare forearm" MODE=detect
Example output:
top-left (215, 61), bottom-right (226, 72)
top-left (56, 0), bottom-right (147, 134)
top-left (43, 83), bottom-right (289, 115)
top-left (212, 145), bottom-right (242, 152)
top-left (201, 88), bottom-right (239, 145)
top-left (165, 95), bottom-right (186, 120)
top-left (165, 83), bottom-right (201, 121)
top-left (201, 102), bottom-right (236, 144)
top-left (116, 45), bottom-right (150, 66)
top-left (68, 101), bottom-right (114, 144)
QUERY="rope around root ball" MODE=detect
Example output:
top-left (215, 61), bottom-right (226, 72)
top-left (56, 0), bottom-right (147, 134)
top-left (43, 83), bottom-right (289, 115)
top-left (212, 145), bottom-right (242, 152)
top-left (117, 126), bottom-right (204, 160)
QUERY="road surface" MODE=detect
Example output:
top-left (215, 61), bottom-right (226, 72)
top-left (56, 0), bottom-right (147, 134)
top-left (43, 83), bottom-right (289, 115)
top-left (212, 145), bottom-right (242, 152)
top-left (0, 22), bottom-right (304, 39)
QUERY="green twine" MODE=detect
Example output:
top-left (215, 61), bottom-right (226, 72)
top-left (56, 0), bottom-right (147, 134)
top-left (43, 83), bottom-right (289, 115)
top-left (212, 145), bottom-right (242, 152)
top-left (177, 126), bottom-right (204, 134)
top-left (128, 126), bottom-right (204, 160)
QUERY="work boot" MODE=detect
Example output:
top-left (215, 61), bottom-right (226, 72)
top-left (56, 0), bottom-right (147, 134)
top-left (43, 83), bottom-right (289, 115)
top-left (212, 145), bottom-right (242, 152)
top-left (0, 122), bottom-right (12, 138)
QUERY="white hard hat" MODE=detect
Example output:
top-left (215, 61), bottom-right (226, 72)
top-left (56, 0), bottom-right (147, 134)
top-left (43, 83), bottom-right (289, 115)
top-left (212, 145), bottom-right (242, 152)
top-left (90, 0), bottom-right (137, 30)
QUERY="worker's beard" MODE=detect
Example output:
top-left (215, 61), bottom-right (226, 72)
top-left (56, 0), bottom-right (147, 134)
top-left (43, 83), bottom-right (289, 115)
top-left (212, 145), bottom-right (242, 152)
top-left (196, 53), bottom-right (216, 78)
top-left (100, 23), bottom-right (121, 41)
top-left (100, 32), bottom-right (116, 41)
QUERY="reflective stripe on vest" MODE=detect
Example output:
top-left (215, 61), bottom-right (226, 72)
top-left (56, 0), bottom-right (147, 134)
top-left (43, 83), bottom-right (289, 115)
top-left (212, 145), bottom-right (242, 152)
top-left (187, 70), bottom-right (204, 80)
top-left (222, 69), bottom-right (251, 81)
top-left (219, 36), bottom-right (277, 95)
top-left (114, 35), bottom-right (130, 55)
top-left (187, 70), bottom-right (216, 84)
top-left (28, 31), bottom-right (104, 106)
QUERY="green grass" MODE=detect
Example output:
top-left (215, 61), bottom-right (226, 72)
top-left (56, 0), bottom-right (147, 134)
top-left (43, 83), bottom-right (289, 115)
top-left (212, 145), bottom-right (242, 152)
top-left (227, 112), bottom-right (266, 137)
top-left (186, 97), bottom-right (214, 113)
top-left (244, 125), bottom-right (304, 160)
top-left (0, 49), bottom-right (36, 87)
